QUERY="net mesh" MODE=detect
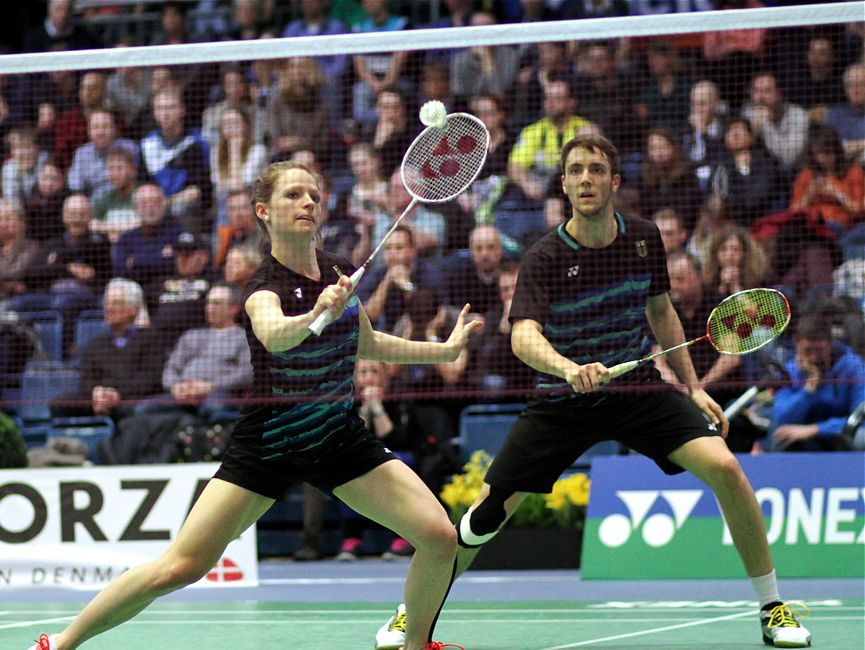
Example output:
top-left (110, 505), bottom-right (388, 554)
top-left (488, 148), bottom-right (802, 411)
top-left (402, 113), bottom-right (489, 202)
top-left (0, 3), bottom-right (863, 457)
top-left (707, 288), bottom-right (791, 355)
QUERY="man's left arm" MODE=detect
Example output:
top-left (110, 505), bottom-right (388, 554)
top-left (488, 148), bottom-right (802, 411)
top-left (646, 293), bottom-right (728, 434)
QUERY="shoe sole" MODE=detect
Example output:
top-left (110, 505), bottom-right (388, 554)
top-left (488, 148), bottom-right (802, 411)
top-left (763, 634), bottom-right (812, 648)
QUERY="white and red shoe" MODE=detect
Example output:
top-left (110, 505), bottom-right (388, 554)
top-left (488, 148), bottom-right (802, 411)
top-left (27, 634), bottom-right (56, 650)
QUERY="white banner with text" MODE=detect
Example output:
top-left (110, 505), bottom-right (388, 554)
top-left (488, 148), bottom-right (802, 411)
top-left (0, 464), bottom-right (258, 589)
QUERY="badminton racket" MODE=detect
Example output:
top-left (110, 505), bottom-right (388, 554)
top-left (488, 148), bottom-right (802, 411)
top-left (607, 288), bottom-right (791, 379)
top-left (309, 111), bottom-right (489, 335)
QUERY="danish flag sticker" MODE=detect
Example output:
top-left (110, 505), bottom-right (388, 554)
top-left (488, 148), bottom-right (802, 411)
top-left (206, 557), bottom-right (244, 582)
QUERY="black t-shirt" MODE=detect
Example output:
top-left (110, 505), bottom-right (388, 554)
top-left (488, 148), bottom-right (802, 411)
top-left (234, 250), bottom-right (360, 458)
top-left (509, 213), bottom-right (669, 400)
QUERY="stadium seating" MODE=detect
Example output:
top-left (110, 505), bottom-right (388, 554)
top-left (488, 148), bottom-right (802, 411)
top-left (73, 310), bottom-right (109, 356)
top-left (18, 361), bottom-right (80, 423)
top-left (48, 416), bottom-right (115, 464)
top-left (17, 311), bottom-right (63, 362)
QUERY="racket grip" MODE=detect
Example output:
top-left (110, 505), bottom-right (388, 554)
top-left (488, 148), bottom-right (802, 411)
top-left (607, 360), bottom-right (640, 379)
top-left (308, 267), bottom-right (366, 336)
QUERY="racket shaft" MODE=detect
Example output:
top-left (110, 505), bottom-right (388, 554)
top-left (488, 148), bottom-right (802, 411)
top-left (607, 337), bottom-right (703, 378)
top-left (365, 198), bottom-right (418, 266)
top-left (308, 266), bottom-right (366, 335)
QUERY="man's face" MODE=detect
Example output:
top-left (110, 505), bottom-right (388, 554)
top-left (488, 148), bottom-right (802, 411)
top-left (383, 231), bottom-right (414, 268)
top-left (205, 286), bottom-right (237, 328)
top-left (153, 92), bottom-right (185, 132)
top-left (581, 45), bottom-right (615, 79)
top-left (691, 82), bottom-right (719, 118)
top-left (543, 82), bottom-right (572, 120)
top-left (88, 111), bottom-right (116, 150)
top-left (0, 206), bottom-right (22, 241)
top-left (62, 195), bottom-right (92, 235)
top-left (498, 270), bottom-right (518, 304)
top-left (37, 164), bottom-right (64, 196)
top-left (560, 145), bottom-right (619, 220)
top-left (808, 39), bottom-right (833, 70)
top-left (223, 71), bottom-right (246, 102)
top-left (796, 337), bottom-right (832, 372)
top-left (107, 156), bottom-right (136, 191)
top-left (667, 256), bottom-right (701, 305)
top-left (103, 288), bottom-right (139, 328)
top-left (79, 73), bottom-right (106, 110)
top-left (655, 215), bottom-right (687, 253)
top-left (175, 249), bottom-right (208, 277)
top-left (227, 193), bottom-right (255, 230)
top-left (387, 171), bottom-right (411, 215)
top-left (470, 227), bottom-right (503, 274)
top-left (134, 186), bottom-right (167, 225)
top-left (844, 66), bottom-right (865, 107)
top-left (751, 74), bottom-right (780, 109)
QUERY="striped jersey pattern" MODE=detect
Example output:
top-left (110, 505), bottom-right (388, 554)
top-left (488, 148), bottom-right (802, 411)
top-left (509, 213), bottom-right (670, 400)
top-left (238, 251), bottom-right (359, 459)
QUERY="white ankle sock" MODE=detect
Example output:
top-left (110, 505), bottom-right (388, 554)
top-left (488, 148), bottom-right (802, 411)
top-left (751, 569), bottom-right (781, 608)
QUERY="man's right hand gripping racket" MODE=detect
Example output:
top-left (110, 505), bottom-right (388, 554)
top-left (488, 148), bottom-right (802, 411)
top-left (308, 107), bottom-right (489, 335)
top-left (607, 288), bottom-right (792, 379)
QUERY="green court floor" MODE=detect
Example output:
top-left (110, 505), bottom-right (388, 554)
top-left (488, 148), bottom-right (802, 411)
top-left (3, 599), bottom-right (861, 649)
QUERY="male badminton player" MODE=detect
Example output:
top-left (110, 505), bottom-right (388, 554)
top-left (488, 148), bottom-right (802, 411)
top-left (376, 135), bottom-right (811, 649)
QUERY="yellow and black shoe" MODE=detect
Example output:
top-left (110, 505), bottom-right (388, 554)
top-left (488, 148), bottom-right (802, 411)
top-left (760, 602), bottom-right (811, 647)
top-left (375, 603), bottom-right (407, 650)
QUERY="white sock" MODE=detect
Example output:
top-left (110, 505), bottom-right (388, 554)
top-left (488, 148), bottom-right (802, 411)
top-left (751, 569), bottom-right (781, 608)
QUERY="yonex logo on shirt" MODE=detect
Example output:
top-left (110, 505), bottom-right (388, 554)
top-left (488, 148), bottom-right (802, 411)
top-left (294, 288), bottom-right (303, 299)
top-left (567, 265), bottom-right (580, 278)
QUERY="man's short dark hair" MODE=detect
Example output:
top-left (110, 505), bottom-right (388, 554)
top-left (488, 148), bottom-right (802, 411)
top-left (560, 134), bottom-right (621, 178)
top-left (796, 313), bottom-right (833, 341)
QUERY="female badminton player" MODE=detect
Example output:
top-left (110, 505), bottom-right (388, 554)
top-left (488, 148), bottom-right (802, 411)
top-left (29, 161), bottom-right (478, 650)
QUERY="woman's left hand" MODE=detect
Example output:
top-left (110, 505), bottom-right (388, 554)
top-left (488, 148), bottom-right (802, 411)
top-left (444, 304), bottom-right (484, 360)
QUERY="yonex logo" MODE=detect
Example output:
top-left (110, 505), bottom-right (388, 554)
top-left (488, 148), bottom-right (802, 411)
top-left (598, 489), bottom-right (703, 548)
top-left (567, 265), bottom-right (580, 278)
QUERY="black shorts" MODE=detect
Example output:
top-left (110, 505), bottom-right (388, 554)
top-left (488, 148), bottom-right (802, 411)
top-left (214, 417), bottom-right (396, 500)
top-left (485, 387), bottom-right (720, 494)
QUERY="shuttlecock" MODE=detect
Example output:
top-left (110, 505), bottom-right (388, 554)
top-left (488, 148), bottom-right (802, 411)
top-left (419, 100), bottom-right (448, 129)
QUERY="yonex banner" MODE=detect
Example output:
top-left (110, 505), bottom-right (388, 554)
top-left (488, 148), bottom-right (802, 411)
top-left (581, 452), bottom-right (865, 579)
top-left (0, 464), bottom-right (258, 589)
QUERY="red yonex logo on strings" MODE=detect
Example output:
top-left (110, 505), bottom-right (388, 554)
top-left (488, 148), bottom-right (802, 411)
top-left (206, 557), bottom-right (244, 582)
top-left (420, 134), bottom-right (480, 179)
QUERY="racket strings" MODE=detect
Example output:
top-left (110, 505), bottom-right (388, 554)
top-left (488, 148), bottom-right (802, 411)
top-left (707, 289), bottom-right (791, 354)
top-left (402, 114), bottom-right (489, 202)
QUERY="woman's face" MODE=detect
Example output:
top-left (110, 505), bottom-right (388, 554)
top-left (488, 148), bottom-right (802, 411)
top-left (224, 249), bottom-right (255, 285)
top-left (813, 147), bottom-right (836, 172)
top-left (725, 123), bottom-right (752, 152)
top-left (349, 148), bottom-right (378, 182)
top-left (647, 134), bottom-right (674, 165)
top-left (220, 109), bottom-right (246, 140)
top-left (355, 359), bottom-right (386, 389)
top-left (258, 168), bottom-right (322, 238)
top-left (717, 235), bottom-right (744, 268)
top-left (470, 97), bottom-right (503, 132)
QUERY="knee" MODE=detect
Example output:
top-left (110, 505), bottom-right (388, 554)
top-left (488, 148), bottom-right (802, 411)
top-left (415, 516), bottom-right (457, 558)
top-left (150, 554), bottom-right (211, 592)
top-left (703, 453), bottom-right (746, 489)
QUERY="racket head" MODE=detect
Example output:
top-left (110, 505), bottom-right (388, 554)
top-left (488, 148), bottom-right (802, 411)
top-left (401, 112), bottom-right (489, 203)
top-left (705, 288), bottom-right (791, 355)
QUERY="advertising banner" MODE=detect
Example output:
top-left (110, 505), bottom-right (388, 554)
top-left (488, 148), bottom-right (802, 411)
top-left (581, 452), bottom-right (864, 579)
top-left (0, 464), bottom-right (258, 589)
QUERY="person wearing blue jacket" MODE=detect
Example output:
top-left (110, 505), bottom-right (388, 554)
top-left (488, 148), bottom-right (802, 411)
top-left (771, 312), bottom-right (865, 451)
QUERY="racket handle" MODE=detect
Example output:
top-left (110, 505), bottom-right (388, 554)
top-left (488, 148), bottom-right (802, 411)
top-left (308, 267), bottom-right (366, 336)
top-left (607, 360), bottom-right (640, 379)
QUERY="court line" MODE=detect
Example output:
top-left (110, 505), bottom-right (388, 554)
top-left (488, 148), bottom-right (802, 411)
top-left (0, 616), bottom-right (74, 631)
top-left (540, 610), bottom-right (755, 649)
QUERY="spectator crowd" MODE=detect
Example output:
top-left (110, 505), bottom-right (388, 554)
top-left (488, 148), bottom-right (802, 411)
top-left (0, 0), bottom-right (863, 557)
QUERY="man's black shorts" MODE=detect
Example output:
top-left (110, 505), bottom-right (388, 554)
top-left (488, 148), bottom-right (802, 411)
top-left (484, 387), bottom-right (721, 493)
top-left (214, 417), bottom-right (396, 500)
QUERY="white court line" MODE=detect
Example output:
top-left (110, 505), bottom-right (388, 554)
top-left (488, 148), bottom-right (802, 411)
top-left (540, 610), bottom-right (754, 649)
top-left (0, 616), bottom-right (74, 631)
